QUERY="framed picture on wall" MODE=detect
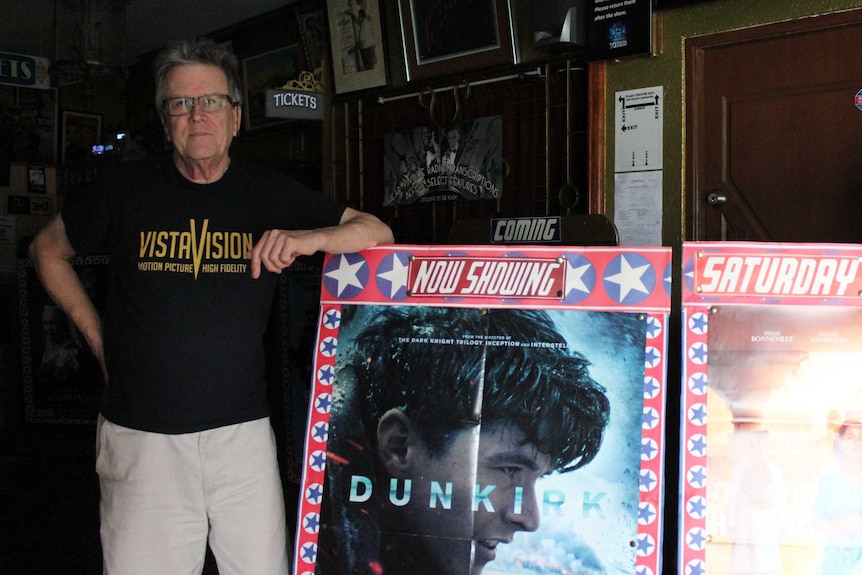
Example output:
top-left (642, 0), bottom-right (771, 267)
top-left (242, 45), bottom-right (303, 130)
top-left (60, 110), bottom-right (101, 165)
top-left (325, 0), bottom-right (389, 96)
top-left (398, 0), bottom-right (517, 82)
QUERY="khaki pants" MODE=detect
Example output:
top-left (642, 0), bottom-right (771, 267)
top-left (96, 416), bottom-right (289, 575)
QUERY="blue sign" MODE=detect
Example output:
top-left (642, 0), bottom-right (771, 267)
top-left (0, 52), bottom-right (51, 89)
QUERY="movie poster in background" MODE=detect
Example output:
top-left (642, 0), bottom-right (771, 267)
top-left (680, 242), bottom-right (862, 575)
top-left (383, 116), bottom-right (503, 206)
top-left (294, 245), bottom-right (672, 575)
top-left (18, 256), bottom-right (108, 423)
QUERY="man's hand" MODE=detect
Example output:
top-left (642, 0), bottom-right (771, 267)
top-left (248, 229), bottom-right (320, 278)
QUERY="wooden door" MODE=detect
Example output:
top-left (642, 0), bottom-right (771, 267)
top-left (686, 10), bottom-right (862, 242)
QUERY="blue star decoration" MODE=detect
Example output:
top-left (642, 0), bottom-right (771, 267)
top-left (688, 404), bottom-right (707, 426)
top-left (644, 376), bottom-right (660, 399)
top-left (300, 542), bottom-right (318, 564)
top-left (686, 496), bottom-right (706, 518)
top-left (687, 434), bottom-right (707, 457)
top-left (323, 253), bottom-right (369, 299)
top-left (311, 422), bottom-right (329, 442)
top-left (319, 336), bottom-right (338, 357)
top-left (638, 502), bottom-right (656, 525)
top-left (641, 438), bottom-right (658, 461)
top-left (642, 407), bottom-right (659, 430)
top-left (688, 312), bottom-right (708, 335)
top-left (644, 346), bottom-right (661, 368)
top-left (323, 309), bottom-right (341, 330)
top-left (688, 342), bottom-right (708, 364)
top-left (315, 393), bottom-right (332, 414)
top-left (686, 560), bottom-right (706, 575)
top-left (636, 567), bottom-right (653, 575)
top-left (303, 512), bottom-right (321, 534)
top-left (640, 469), bottom-right (657, 492)
top-left (687, 466), bottom-right (706, 488)
top-left (305, 483), bottom-right (323, 505)
top-left (687, 529), bottom-right (707, 550)
top-left (646, 316), bottom-right (662, 339)
top-left (376, 252), bottom-right (411, 300)
top-left (309, 450), bottom-right (326, 471)
top-left (637, 534), bottom-right (655, 555)
top-left (688, 372), bottom-right (708, 395)
top-left (317, 364), bottom-right (335, 386)
top-left (603, 253), bottom-right (655, 305)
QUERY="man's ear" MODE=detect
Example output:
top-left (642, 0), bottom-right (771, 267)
top-left (377, 408), bottom-right (415, 477)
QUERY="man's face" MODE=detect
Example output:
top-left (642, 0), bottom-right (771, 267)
top-left (398, 421), bottom-right (551, 575)
top-left (162, 64), bottom-right (240, 164)
top-left (447, 130), bottom-right (460, 149)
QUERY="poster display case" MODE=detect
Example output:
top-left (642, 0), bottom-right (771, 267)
top-left (295, 244), bottom-right (671, 575)
top-left (680, 242), bottom-right (862, 575)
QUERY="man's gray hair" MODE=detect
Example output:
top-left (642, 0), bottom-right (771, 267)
top-left (152, 38), bottom-right (242, 113)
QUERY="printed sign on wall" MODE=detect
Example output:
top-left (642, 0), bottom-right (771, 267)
top-left (295, 245), bottom-right (671, 575)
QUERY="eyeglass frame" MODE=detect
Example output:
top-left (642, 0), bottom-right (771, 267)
top-left (161, 93), bottom-right (239, 116)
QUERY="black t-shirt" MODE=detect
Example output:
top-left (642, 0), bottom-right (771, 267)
top-left (63, 155), bottom-right (346, 433)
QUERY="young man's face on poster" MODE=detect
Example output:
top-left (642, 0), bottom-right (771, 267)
top-left (381, 417), bottom-right (553, 575)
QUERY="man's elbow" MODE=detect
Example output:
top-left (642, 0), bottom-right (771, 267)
top-left (29, 216), bottom-right (74, 265)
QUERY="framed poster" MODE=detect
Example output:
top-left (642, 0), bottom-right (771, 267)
top-left (383, 117), bottom-right (504, 206)
top-left (60, 110), bottom-right (101, 164)
top-left (398, 0), bottom-right (517, 82)
top-left (325, 0), bottom-right (388, 96)
top-left (18, 256), bottom-right (109, 424)
top-left (294, 245), bottom-right (671, 575)
top-left (680, 241), bottom-right (862, 575)
top-left (296, 4), bottom-right (327, 80)
top-left (242, 45), bottom-right (303, 130)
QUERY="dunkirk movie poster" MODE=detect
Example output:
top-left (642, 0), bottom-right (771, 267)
top-left (383, 117), bottom-right (503, 206)
top-left (294, 245), bottom-right (672, 575)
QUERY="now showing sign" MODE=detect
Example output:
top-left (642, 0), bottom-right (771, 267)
top-left (0, 52), bottom-right (51, 89)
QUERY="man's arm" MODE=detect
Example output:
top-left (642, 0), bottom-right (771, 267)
top-left (249, 207), bottom-right (394, 278)
top-left (28, 214), bottom-right (106, 376)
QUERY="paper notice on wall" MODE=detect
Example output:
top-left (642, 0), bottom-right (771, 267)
top-left (614, 171), bottom-right (662, 246)
top-left (615, 86), bottom-right (663, 172)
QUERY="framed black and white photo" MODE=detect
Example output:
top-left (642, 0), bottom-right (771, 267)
top-left (398, 0), bottom-right (517, 82)
top-left (325, 0), bottom-right (388, 96)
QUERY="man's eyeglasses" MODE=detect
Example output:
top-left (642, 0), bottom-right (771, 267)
top-left (162, 93), bottom-right (237, 116)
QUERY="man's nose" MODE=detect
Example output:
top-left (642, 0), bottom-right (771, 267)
top-left (188, 102), bottom-right (206, 120)
top-left (505, 485), bottom-right (540, 532)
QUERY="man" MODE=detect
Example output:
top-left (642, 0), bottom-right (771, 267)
top-left (28, 38), bottom-right (392, 574)
top-left (318, 306), bottom-right (611, 575)
top-left (441, 126), bottom-right (460, 170)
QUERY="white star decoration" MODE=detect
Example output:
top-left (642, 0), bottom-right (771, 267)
top-left (606, 255), bottom-right (650, 301)
top-left (566, 261), bottom-right (592, 295)
top-left (378, 255), bottom-right (409, 295)
top-left (324, 255), bottom-right (365, 297)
